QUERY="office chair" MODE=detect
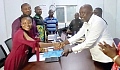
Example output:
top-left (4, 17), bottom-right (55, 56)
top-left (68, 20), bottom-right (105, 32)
top-left (5, 38), bottom-right (12, 52)
top-left (0, 45), bottom-right (7, 68)
top-left (58, 27), bottom-right (68, 36)
top-left (113, 38), bottom-right (120, 46)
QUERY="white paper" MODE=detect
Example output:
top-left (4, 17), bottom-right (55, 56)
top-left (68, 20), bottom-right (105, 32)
top-left (48, 34), bottom-right (55, 40)
top-left (48, 33), bottom-right (60, 41)
top-left (48, 46), bottom-right (54, 51)
top-left (28, 53), bottom-right (45, 62)
top-left (68, 34), bottom-right (72, 37)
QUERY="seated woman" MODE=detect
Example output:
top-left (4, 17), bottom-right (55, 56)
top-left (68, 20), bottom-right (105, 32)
top-left (98, 41), bottom-right (120, 70)
top-left (4, 16), bottom-right (60, 70)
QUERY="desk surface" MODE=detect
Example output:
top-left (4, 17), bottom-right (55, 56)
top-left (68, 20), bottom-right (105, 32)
top-left (23, 45), bottom-right (103, 70)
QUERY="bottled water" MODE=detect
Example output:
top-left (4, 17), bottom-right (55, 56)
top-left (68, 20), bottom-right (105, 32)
top-left (54, 31), bottom-right (57, 42)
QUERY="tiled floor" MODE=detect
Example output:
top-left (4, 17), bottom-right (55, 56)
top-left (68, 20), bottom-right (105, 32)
top-left (0, 67), bottom-right (4, 70)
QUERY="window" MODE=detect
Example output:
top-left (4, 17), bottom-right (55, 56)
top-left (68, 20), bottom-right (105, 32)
top-left (56, 5), bottom-right (77, 24)
top-left (56, 7), bottom-right (65, 23)
top-left (66, 6), bottom-right (76, 22)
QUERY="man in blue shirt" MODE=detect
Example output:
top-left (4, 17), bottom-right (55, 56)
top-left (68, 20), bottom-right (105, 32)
top-left (44, 9), bottom-right (58, 34)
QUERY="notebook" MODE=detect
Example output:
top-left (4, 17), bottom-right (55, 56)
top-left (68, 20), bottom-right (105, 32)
top-left (45, 57), bottom-right (60, 63)
top-left (43, 50), bottom-right (63, 63)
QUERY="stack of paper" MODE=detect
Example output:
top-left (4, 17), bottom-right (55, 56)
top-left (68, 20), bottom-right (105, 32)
top-left (48, 33), bottom-right (60, 41)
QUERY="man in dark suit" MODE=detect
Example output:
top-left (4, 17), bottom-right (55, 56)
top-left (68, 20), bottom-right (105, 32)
top-left (67, 13), bottom-right (83, 36)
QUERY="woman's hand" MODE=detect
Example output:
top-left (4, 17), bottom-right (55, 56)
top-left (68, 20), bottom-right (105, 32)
top-left (53, 42), bottom-right (61, 50)
top-left (98, 41), bottom-right (118, 59)
top-left (35, 48), bottom-right (48, 53)
top-left (53, 42), bottom-right (66, 50)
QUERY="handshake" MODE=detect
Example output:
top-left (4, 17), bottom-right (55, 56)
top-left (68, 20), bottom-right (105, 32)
top-left (36, 42), bottom-right (72, 56)
top-left (35, 42), bottom-right (66, 53)
top-left (53, 42), bottom-right (66, 50)
top-left (53, 42), bottom-right (73, 56)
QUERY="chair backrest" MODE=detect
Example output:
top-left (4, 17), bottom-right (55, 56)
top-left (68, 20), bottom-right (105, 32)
top-left (61, 32), bottom-right (67, 41)
top-left (0, 45), bottom-right (7, 68)
top-left (5, 38), bottom-right (12, 52)
top-left (113, 38), bottom-right (120, 46)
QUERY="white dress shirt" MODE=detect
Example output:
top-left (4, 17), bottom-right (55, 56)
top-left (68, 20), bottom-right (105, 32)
top-left (68, 14), bottom-right (114, 63)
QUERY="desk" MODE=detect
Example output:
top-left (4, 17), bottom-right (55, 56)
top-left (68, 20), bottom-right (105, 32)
top-left (23, 45), bottom-right (103, 70)
top-left (23, 61), bottom-right (61, 70)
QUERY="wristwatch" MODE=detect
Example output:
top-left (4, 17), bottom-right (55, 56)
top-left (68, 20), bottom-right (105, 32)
top-left (68, 48), bottom-right (73, 53)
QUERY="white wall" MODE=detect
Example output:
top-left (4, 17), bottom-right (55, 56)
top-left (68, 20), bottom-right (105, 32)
top-left (76, 0), bottom-right (104, 12)
top-left (0, 0), bottom-right (29, 53)
top-left (29, 0), bottom-right (53, 18)
top-left (0, 0), bottom-right (8, 53)
top-left (1, 0), bottom-right (120, 53)
top-left (54, 0), bottom-right (77, 5)
top-left (103, 0), bottom-right (117, 38)
top-left (23, 0), bottom-right (30, 3)
top-left (29, 0), bottom-right (104, 18)
top-left (116, 0), bottom-right (120, 38)
top-left (4, 0), bottom-right (24, 38)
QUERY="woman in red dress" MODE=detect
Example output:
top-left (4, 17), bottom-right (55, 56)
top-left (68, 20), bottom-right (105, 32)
top-left (4, 16), bottom-right (60, 70)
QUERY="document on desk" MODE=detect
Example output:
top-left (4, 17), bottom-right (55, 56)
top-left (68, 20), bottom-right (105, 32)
top-left (28, 53), bottom-right (45, 62)
top-left (48, 34), bottom-right (55, 41)
top-left (48, 34), bottom-right (60, 41)
top-left (28, 49), bottom-right (63, 62)
top-left (43, 50), bottom-right (63, 58)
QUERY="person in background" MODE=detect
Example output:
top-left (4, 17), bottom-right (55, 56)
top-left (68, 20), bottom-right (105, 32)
top-left (67, 13), bottom-right (83, 36)
top-left (55, 4), bottom-right (114, 70)
top-left (94, 7), bottom-right (102, 18)
top-left (12, 3), bottom-right (38, 60)
top-left (12, 3), bottom-right (37, 38)
top-left (4, 16), bottom-right (60, 70)
top-left (34, 6), bottom-right (47, 42)
top-left (98, 41), bottom-right (120, 70)
top-left (44, 9), bottom-right (58, 35)
top-left (94, 7), bottom-right (107, 24)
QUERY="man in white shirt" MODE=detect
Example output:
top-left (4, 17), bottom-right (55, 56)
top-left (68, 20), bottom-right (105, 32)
top-left (58, 4), bottom-right (114, 70)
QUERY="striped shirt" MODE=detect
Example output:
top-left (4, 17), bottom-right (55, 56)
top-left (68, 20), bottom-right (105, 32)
top-left (44, 17), bottom-right (58, 32)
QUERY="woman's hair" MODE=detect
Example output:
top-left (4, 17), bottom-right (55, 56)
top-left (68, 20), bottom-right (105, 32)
top-left (19, 15), bottom-right (33, 22)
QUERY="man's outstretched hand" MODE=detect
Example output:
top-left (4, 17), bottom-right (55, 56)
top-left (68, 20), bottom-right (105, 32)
top-left (62, 49), bottom-right (72, 56)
